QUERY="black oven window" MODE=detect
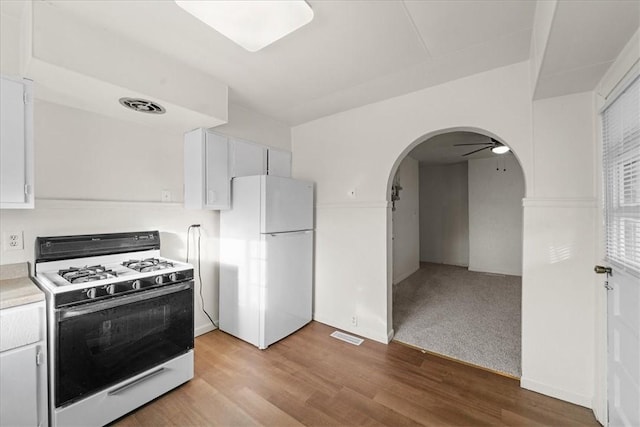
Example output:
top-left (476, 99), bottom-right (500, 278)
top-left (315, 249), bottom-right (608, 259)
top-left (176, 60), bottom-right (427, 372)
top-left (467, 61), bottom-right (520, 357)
top-left (56, 285), bottom-right (194, 407)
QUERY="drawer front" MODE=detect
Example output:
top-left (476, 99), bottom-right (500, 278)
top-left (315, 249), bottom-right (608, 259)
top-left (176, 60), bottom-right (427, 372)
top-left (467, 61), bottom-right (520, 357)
top-left (0, 301), bottom-right (44, 352)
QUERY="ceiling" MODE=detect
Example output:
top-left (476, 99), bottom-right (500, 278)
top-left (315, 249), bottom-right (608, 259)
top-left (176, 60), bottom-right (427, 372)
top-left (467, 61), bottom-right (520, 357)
top-left (408, 132), bottom-right (513, 165)
top-left (534, 0), bottom-right (639, 99)
top-left (1, 1), bottom-right (638, 127)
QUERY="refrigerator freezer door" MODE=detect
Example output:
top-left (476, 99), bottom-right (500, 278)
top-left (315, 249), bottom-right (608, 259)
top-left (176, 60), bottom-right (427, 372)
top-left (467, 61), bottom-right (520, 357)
top-left (261, 176), bottom-right (314, 234)
top-left (260, 230), bottom-right (313, 348)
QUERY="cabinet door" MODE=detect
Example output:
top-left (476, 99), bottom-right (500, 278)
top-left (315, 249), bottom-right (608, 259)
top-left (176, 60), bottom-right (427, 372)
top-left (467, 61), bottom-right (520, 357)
top-left (184, 129), bottom-right (230, 210)
top-left (0, 345), bottom-right (39, 427)
top-left (267, 149), bottom-right (292, 177)
top-left (230, 138), bottom-right (267, 177)
top-left (205, 132), bottom-right (230, 209)
top-left (1, 76), bottom-right (33, 208)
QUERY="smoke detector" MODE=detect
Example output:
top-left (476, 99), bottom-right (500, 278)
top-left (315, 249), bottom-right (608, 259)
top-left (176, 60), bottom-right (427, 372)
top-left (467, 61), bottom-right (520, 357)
top-left (119, 97), bottom-right (166, 114)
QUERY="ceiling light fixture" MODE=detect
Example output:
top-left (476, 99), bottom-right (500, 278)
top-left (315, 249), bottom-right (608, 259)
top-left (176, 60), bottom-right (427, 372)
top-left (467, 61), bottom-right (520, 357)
top-left (491, 145), bottom-right (510, 154)
top-left (174, 0), bottom-right (314, 52)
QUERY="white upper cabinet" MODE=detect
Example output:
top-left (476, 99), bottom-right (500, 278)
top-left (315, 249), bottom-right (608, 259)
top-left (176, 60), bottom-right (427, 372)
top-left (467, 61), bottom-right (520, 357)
top-left (184, 128), bottom-right (230, 210)
top-left (267, 149), bottom-right (292, 177)
top-left (1, 76), bottom-right (34, 209)
top-left (184, 128), bottom-right (292, 210)
top-left (230, 137), bottom-right (267, 177)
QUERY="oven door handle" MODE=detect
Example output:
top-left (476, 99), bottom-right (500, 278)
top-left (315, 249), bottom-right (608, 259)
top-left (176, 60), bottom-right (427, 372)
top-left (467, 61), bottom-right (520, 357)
top-left (57, 281), bottom-right (193, 321)
top-left (107, 367), bottom-right (166, 396)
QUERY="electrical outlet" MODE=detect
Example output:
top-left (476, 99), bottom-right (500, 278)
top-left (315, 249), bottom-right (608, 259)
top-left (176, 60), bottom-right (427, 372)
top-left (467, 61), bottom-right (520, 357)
top-left (351, 315), bottom-right (358, 326)
top-left (161, 190), bottom-right (171, 202)
top-left (4, 231), bottom-right (24, 251)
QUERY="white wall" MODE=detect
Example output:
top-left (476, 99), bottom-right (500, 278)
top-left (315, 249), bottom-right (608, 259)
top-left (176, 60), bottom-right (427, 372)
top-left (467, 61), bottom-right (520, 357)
top-left (521, 91), bottom-right (597, 406)
top-left (468, 156), bottom-right (524, 276)
top-left (292, 59), bottom-right (601, 409)
top-left (0, 100), bottom-right (290, 336)
top-left (392, 156), bottom-right (419, 284)
top-left (293, 61), bottom-right (533, 344)
top-left (418, 163), bottom-right (469, 266)
top-left (215, 103), bottom-right (291, 151)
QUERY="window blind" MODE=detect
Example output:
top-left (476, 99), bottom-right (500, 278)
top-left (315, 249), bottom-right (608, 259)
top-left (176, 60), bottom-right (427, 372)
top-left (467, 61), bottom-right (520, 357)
top-left (602, 74), bottom-right (640, 277)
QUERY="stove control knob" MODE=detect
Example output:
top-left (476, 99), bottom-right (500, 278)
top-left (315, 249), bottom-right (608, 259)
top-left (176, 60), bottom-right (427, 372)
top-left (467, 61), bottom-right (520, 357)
top-left (86, 288), bottom-right (97, 299)
top-left (169, 273), bottom-right (180, 282)
top-left (155, 276), bottom-right (164, 285)
top-left (132, 280), bottom-right (141, 290)
top-left (105, 285), bottom-right (116, 295)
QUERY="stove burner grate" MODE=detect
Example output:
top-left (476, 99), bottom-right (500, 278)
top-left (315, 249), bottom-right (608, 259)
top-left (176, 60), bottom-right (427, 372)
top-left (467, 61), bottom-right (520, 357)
top-left (122, 258), bottom-right (174, 273)
top-left (58, 265), bottom-right (118, 284)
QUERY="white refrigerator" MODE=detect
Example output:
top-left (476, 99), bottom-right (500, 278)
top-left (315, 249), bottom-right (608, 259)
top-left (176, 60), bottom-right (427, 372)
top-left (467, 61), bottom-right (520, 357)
top-left (219, 175), bottom-right (314, 349)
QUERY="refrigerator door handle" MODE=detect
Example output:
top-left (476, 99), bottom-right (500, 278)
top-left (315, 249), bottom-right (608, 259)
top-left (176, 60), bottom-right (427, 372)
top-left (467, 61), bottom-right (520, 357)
top-left (269, 230), bottom-right (312, 237)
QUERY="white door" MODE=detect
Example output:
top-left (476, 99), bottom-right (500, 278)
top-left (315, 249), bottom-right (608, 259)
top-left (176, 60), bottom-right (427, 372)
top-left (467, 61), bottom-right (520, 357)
top-left (600, 74), bottom-right (639, 427)
top-left (0, 345), bottom-right (39, 427)
top-left (607, 271), bottom-right (640, 427)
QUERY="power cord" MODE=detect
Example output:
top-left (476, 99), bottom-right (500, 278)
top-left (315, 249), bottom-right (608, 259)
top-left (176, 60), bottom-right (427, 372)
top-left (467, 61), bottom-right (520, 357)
top-left (186, 224), bottom-right (217, 328)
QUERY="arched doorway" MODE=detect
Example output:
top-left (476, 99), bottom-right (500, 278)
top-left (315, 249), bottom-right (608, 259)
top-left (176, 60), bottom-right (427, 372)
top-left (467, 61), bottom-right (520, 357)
top-left (387, 127), bottom-right (527, 377)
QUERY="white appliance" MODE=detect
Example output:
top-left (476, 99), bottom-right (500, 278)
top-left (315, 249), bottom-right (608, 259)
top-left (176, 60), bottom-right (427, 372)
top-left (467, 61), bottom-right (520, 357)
top-left (32, 231), bottom-right (194, 427)
top-left (220, 175), bottom-right (313, 349)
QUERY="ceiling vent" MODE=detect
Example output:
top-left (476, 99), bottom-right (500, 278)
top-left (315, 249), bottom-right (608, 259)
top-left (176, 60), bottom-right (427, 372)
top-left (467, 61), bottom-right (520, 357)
top-left (118, 97), bottom-right (166, 114)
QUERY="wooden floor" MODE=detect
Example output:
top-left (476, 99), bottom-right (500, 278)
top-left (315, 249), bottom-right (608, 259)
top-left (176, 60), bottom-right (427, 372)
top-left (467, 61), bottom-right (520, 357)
top-left (114, 322), bottom-right (599, 426)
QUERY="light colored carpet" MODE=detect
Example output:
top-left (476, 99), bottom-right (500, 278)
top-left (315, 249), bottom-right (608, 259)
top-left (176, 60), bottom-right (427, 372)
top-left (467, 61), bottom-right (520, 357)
top-left (393, 262), bottom-right (521, 377)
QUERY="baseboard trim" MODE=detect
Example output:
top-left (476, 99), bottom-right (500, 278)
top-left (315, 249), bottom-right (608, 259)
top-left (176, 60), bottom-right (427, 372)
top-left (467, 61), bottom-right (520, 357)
top-left (591, 395), bottom-right (607, 425)
top-left (387, 329), bottom-right (395, 343)
top-left (520, 377), bottom-right (592, 408)
top-left (393, 266), bottom-right (419, 284)
top-left (468, 266), bottom-right (522, 277)
top-left (195, 323), bottom-right (217, 337)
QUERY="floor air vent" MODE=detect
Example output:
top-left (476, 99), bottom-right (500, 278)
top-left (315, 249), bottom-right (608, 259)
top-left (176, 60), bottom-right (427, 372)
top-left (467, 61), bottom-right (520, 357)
top-left (330, 331), bottom-right (364, 346)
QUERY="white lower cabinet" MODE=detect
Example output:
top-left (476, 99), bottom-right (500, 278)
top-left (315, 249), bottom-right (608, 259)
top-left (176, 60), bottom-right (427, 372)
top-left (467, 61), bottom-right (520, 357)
top-left (0, 301), bottom-right (47, 427)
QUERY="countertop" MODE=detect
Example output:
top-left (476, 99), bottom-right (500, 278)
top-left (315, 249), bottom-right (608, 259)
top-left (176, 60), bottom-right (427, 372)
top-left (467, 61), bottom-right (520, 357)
top-left (0, 263), bottom-right (44, 310)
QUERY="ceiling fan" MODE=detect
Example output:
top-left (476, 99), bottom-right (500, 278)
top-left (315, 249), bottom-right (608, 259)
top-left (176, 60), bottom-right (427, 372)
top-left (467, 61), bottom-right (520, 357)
top-left (454, 138), bottom-right (510, 156)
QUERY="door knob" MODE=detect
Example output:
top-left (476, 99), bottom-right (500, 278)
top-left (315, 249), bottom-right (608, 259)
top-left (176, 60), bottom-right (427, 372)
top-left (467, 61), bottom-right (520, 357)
top-left (594, 265), bottom-right (612, 274)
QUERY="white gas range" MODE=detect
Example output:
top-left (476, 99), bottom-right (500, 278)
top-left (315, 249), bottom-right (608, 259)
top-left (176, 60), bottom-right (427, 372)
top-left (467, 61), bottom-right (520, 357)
top-left (33, 231), bottom-right (195, 427)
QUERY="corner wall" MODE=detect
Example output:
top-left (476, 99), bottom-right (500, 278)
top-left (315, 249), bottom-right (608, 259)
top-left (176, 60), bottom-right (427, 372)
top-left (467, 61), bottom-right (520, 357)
top-left (392, 156), bottom-right (420, 284)
top-left (468, 156), bottom-right (524, 276)
top-left (418, 163), bottom-right (469, 267)
top-left (521, 91), bottom-right (597, 406)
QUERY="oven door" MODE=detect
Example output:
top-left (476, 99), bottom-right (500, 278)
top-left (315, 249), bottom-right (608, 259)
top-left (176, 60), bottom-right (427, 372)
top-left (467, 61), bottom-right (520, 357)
top-left (54, 281), bottom-right (194, 408)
